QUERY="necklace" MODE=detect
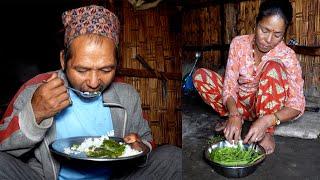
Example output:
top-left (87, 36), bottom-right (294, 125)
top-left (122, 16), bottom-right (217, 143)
top-left (252, 37), bottom-right (256, 60)
top-left (252, 37), bottom-right (257, 76)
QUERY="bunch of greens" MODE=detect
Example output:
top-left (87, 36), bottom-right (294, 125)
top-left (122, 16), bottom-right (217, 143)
top-left (86, 139), bottom-right (125, 158)
top-left (209, 145), bottom-right (264, 166)
top-left (207, 135), bottom-right (225, 145)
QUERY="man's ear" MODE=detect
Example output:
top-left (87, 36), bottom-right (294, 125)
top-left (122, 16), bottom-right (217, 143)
top-left (60, 50), bottom-right (66, 70)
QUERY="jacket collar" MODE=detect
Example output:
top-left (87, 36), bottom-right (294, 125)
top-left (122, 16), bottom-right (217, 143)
top-left (57, 69), bottom-right (127, 138)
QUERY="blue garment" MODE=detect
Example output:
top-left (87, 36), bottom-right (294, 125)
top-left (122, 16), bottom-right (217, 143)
top-left (55, 90), bottom-right (113, 180)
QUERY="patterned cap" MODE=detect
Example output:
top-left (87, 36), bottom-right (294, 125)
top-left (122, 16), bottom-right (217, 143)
top-left (62, 5), bottom-right (120, 47)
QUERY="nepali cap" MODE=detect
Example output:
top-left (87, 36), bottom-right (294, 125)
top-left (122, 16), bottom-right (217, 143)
top-left (62, 5), bottom-right (120, 47)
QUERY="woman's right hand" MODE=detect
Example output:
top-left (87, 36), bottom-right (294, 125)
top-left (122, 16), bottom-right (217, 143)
top-left (223, 116), bottom-right (243, 143)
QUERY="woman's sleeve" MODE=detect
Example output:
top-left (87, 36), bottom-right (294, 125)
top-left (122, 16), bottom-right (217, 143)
top-left (284, 50), bottom-right (305, 120)
top-left (222, 38), bottom-right (240, 106)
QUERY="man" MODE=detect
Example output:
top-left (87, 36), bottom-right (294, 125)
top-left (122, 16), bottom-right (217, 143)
top-left (0, 5), bottom-right (181, 180)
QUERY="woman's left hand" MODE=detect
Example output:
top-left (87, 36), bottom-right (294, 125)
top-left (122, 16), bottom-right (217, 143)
top-left (243, 114), bottom-right (273, 144)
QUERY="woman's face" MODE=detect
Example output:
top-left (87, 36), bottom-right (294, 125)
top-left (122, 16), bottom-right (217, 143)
top-left (255, 15), bottom-right (286, 53)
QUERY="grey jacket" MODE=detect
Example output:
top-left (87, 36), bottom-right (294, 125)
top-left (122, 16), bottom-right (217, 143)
top-left (0, 70), bottom-right (153, 180)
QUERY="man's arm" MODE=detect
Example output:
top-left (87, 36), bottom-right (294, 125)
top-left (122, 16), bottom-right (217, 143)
top-left (0, 73), bottom-right (54, 156)
top-left (121, 84), bottom-right (153, 150)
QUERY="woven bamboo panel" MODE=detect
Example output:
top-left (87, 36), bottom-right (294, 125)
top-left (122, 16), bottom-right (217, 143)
top-left (120, 1), bottom-right (182, 146)
top-left (182, 6), bottom-right (220, 46)
top-left (224, 3), bottom-right (238, 44)
top-left (124, 77), bottom-right (182, 145)
top-left (289, 0), bottom-right (320, 95)
top-left (182, 6), bottom-right (221, 69)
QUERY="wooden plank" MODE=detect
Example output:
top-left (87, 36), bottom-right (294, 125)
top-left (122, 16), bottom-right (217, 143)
top-left (183, 0), bottom-right (253, 10)
top-left (219, 3), bottom-right (227, 66)
top-left (183, 44), bottom-right (320, 56)
top-left (117, 68), bottom-right (181, 80)
top-left (289, 45), bottom-right (320, 56)
top-left (183, 44), bottom-right (229, 52)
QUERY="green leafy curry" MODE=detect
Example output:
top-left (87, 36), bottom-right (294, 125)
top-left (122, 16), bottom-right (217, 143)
top-left (81, 139), bottom-right (125, 158)
top-left (209, 145), bottom-right (264, 166)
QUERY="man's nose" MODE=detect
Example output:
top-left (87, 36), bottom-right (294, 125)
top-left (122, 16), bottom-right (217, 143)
top-left (86, 71), bottom-right (100, 89)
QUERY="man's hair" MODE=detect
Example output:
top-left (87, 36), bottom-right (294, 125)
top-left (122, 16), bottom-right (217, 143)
top-left (63, 34), bottom-right (118, 65)
top-left (256, 0), bottom-right (293, 29)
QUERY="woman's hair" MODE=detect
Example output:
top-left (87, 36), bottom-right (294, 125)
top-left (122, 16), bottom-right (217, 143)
top-left (256, 0), bottom-right (293, 29)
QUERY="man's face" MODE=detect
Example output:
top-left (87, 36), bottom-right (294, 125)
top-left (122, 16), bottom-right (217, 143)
top-left (61, 35), bottom-right (116, 93)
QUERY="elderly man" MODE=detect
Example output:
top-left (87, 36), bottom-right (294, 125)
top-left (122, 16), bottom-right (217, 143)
top-left (0, 5), bottom-right (181, 180)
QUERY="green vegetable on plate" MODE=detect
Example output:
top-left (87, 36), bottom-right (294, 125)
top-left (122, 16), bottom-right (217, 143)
top-left (86, 139), bottom-right (125, 158)
top-left (209, 145), bottom-right (264, 166)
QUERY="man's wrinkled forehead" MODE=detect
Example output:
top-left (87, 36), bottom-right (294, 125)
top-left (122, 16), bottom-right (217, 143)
top-left (62, 5), bottom-right (120, 47)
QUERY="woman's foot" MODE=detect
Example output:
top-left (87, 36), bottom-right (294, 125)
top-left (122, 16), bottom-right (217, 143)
top-left (259, 133), bottom-right (275, 155)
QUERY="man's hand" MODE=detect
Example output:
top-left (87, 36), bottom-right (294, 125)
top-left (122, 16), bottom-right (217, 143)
top-left (31, 73), bottom-right (70, 124)
top-left (224, 116), bottom-right (243, 143)
top-left (243, 114), bottom-right (273, 144)
top-left (123, 133), bottom-right (148, 152)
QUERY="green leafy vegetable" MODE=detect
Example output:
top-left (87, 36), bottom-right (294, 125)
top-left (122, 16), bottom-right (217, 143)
top-left (209, 145), bottom-right (264, 166)
top-left (86, 139), bottom-right (125, 158)
top-left (207, 135), bottom-right (225, 145)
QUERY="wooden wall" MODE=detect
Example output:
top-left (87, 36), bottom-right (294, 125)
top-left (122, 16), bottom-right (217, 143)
top-left (182, 0), bottom-right (320, 99)
top-left (118, 1), bottom-right (182, 146)
top-left (290, 0), bottom-right (320, 99)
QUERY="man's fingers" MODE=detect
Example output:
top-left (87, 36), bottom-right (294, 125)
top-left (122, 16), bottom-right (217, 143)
top-left (44, 73), bottom-right (58, 82)
top-left (124, 133), bottom-right (141, 144)
top-left (124, 135), bottom-right (136, 143)
top-left (55, 92), bottom-right (71, 105)
top-left (45, 78), bottom-right (65, 90)
top-left (130, 142), bottom-right (143, 151)
top-left (50, 86), bottom-right (68, 98)
top-left (59, 98), bottom-right (72, 110)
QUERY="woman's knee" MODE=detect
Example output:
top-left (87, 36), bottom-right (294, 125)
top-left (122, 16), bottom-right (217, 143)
top-left (263, 61), bottom-right (286, 73)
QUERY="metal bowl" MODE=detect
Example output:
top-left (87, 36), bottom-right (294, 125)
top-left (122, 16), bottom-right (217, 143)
top-left (204, 140), bottom-right (266, 178)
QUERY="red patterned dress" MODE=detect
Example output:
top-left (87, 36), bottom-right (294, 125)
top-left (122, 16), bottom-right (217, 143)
top-left (193, 34), bottom-right (305, 133)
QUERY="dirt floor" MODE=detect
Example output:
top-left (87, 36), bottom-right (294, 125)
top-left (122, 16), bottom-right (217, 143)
top-left (182, 95), bottom-right (320, 180)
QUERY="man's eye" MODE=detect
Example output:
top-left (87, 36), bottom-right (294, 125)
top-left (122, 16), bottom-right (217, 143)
top-left (101, 68), bottom-right (112, 73)
top-left (76, 69), bottom-right (87, 73)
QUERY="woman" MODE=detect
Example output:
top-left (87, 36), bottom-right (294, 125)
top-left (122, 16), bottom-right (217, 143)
top-left (193, 0), bottom-right (305, 154)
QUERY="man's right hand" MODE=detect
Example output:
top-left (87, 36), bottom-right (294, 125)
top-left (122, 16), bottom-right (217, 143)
top-left (31, 73), bottom-right (71, 124)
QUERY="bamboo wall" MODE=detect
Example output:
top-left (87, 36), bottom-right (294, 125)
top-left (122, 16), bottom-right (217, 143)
top-left (290, 0), bottom-right (320, 99)
top-left (182, 6), bottom-right (222, 71)
top-left (119, 1), bottom-right (182, 146)
top-left (182, 0), bottom-right (320, 98)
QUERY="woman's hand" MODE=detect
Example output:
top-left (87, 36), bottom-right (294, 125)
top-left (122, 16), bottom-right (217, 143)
top-left (243, 114), bottom-right (273, 144)
top-left (224, 116), bottom-right (243, 143)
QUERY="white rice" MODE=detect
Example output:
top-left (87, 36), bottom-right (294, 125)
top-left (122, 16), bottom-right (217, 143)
top-left (63, 135), bottom-right (142, 157)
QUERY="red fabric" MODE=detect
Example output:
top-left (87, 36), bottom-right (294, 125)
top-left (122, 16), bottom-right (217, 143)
top-left (193, 61), bottom-right (289, 134)
top-left (0, 72), bottom-right (54, 142)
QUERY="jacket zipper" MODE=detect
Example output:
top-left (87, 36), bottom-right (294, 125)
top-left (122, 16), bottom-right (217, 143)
top-left (44, 138), bottom-right (57, 180)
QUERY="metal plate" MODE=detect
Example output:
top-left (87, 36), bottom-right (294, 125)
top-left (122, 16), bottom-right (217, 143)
top-left (204, 140), bottom-right (266, 178)
top-left (49, 136), bottom-right (149, 162)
